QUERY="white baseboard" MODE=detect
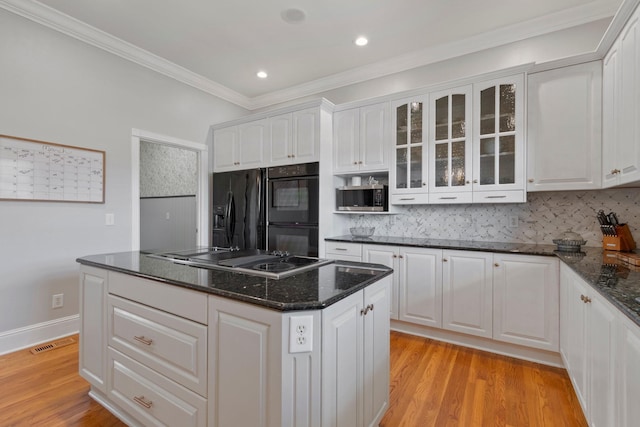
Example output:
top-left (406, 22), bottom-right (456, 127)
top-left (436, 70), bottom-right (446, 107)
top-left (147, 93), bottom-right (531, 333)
top-left (0, 314), bottom-right (79, 355)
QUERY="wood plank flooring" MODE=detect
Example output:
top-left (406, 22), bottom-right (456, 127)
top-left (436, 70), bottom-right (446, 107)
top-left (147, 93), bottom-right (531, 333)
top-left (0, 332), bottom-right (586, 426)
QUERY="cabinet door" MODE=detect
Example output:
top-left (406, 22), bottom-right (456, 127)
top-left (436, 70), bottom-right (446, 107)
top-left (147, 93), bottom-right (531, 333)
top-left (79, 266), bottom-right (107, 393)
top-left (213, 126), bottom-right (238, 172)
top-left (617, 11), bottom-right (640, 186)
top-left (493, 254), bottom-right (559, 351)
top-left (359, 103), bottom-right (389, 172)
top-left (390, 96), bottom-right (428, 197)
top-left (527, 62), bottom-right (602, 191)
top-left (363, 244), bottom-right (399, 320)
top-left (399, 247), bottom-right (442, 327)
top-left (428, 86), bottom-right (473, 203)
top-left (442, 250), bottom-right (493, 338)
top-left (559, 265), bottom-right (588, 413)
top-left (333, 109), bottom-right (360, 173)
top-left (587, 293), bottom-right (617, 427)
top-left (322, 290), bottom-right (364, 427)
top-left (363, 276), bottom-right (390, 427)
top-left (618, 315), bottom-right (640, 427)
top-left (473, 75), bottom-right (525, 202)
top-left (602, 45), bottom-right (620, 186)
top-left (269, 113), bottom-right (293, 166)
top-left (238, 120), bottom-right (267, 167)
top-left (292, 108), bottom-right (319, 163)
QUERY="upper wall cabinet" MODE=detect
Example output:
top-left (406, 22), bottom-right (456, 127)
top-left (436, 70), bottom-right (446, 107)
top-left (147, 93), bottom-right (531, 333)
top-left (333, 102), bottom-right (389, 174)
top-left (269, 108), bottom-right (320, 167)
top-left (472, 75), bottom-right (526, 203)
top-left (389, 96), bottom-right (429, 204)
top-left (527, 61), bottom-right (602, 191)
top-left (428, 85), bottom-right (473, 204)
top-left (213, 121), bottom-right (267, 172)
top-left (603, 5), bottom-right (640, 187)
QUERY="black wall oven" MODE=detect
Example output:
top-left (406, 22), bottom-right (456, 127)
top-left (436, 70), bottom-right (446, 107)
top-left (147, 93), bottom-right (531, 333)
top-left (267, 162), bottom-right (319, 256)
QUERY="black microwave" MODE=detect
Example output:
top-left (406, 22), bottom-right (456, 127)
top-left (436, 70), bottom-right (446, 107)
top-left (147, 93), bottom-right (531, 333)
top-left (336, 184), bottom-right (388, 212)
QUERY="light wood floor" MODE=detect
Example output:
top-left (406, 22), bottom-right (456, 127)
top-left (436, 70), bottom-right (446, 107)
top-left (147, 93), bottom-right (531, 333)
top-left (0, 332), bottom-right (586, 426)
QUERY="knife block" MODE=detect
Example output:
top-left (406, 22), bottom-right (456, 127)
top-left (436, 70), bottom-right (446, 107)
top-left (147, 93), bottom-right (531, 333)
top-left (602, 224), bottom-right (636, 251)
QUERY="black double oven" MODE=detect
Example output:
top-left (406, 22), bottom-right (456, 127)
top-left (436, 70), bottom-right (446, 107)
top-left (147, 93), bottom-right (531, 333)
top-left (267, 162), bottom-right (319, 257)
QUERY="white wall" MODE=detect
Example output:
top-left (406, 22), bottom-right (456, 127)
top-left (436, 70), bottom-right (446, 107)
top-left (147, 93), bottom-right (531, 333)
top-left (0, 9), bottom-right (247, 340)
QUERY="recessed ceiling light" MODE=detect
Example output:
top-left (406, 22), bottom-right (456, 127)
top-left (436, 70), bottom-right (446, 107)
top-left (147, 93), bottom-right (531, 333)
top-left (256, 71), bottom-right (268, 79)
top-left (355, 36), bottom-right (368, 47)
top-left (281, 8), bottom-right (306, 24)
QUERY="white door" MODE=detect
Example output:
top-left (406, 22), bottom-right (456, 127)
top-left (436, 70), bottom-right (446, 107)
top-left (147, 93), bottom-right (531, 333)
top-left (333, 109), bottom-right (359, 173)
top-left (359, 103), bottom-right (389, 172)
top-left (293, 108), bottom-right (319, 163)
top-left (213, 126), bottom-right (238, 171)
top-left (399, 247), bottom-right (442, 327)
top-left (442, 250), bottom-right (493, 338)
top-left (269, 113), bottom-right (293, 165)
top-left (363, 245), bottom-right (399, 319)
top-left (238, 120), bottom-right (267, 167)
top-left (618, 316), bottom-right (640, 427)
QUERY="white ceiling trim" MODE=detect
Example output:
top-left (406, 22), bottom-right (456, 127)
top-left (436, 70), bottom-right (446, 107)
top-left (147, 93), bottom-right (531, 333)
top-left (1, 0), bottom-right (619, 111)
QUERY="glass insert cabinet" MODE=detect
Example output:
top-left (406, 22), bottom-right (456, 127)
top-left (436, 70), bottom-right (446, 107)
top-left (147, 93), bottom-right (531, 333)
top-left (390, 74), bottom-right (525, 204)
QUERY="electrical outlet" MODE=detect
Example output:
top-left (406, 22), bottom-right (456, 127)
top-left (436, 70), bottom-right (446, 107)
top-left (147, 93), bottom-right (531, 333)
top-left (289, 315), bottom-right (313, 353)
top-left (509, 216), bottom-right (519, 228)
top-left (105, 213), bottom-right (115, 226)
top-left (52, 293), bottom-right (64, 309)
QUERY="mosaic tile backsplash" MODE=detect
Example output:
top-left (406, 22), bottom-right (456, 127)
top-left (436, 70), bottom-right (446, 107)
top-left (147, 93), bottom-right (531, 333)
top-left (348, 188), bottom-right (640, 247)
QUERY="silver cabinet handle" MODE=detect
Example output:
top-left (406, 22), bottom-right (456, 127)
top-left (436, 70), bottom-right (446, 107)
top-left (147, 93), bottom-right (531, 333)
top-left (360, 304), bottom-right (375, 316)
top-left (443, 258), bottom-right (448, 262)
top-left (334, 248), bottom-right (347, 251)
top-left (439, 197), bottom-right (457, 200)
top-left (133, 395), bottom-right (153, 409)
top-left (528, 178), bottom-right (534, 183)
top-left (134, 335), bottom-right (153, 346)
top-left (399, 197), bottom-right (415, 201)
top-left (485, 195), bottom-right (506, 199)
top-left (473, 179), bottom-right (478, 183)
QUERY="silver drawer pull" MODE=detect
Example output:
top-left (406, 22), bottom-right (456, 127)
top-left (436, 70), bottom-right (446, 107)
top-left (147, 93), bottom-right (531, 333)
top-left (334, 248), bottom-right (348, 251)
top-left (439, 197), bottom-right (457, 200)
top-left (134, 335), bottom-right (153, 346)
top-left (399, 197), bottom-right (415, 201)
top-left (133, 395), bottom-right (153, 409)
top-left (485, 195), bottom-right (507, 199)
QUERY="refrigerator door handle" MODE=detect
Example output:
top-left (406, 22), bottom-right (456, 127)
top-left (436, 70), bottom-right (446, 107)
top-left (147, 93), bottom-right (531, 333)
top-left (224, 191), bottom-right (235, 246)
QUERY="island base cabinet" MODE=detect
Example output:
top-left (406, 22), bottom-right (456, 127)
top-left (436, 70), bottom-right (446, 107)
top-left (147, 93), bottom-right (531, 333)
top-left (322, 276), bottom-right (390, 427)
top-left (79, 266), bottom-right (108, 393)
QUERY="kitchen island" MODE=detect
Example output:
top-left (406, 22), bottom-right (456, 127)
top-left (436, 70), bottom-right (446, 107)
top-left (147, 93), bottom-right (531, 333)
top-left (76, 251), bottom-right (393, 427)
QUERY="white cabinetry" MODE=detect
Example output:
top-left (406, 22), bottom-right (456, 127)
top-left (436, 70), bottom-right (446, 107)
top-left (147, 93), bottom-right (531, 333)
top-left (493, 254), bottom-right (559, 351)
top-left (213, 121), bottom-right (268, 172)
top-left (560, 263), bottom-right (617, 427)
top-left (269, 108), bottom-right (321, 166)
top-left (333, 102), bottom-right (389, 173)
top-left (390, 96), bottom-right (429, 204)
top-left (363, 244), bottom-right (399, 319)
top-left (472, 75), bottom-right (526, 203)
top-left (325, 241), bottom-right (362, 262)
top-left (79, 266), bottom-right (108, 393)
top-left (442, 250), bottom-right (493, 338)
top-left (322, 276), bottom-right (390, 427)
top-left (603, 5), bottom-right (640, 187)
top-left (617, 314), bottom-right (640, 427)
top-left (428, 85), bottom-right (473, 204)
top-left (396, 247), bottom-right (442, 327)
top-left (527, 61), bottom-right (602, 191)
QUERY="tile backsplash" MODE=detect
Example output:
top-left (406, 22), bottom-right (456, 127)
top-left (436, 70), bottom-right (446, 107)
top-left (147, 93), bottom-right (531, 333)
top-left (348, 188), bottom-right (640, 247)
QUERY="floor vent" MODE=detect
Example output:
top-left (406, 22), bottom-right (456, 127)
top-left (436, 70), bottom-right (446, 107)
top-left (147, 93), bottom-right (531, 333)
top-left (30, 337), bottom-right (75, 355)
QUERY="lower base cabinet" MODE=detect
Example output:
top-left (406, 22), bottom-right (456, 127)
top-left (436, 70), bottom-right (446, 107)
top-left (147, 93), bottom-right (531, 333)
top-left (322, 276), bottom-right (390, 427)
top-left (560, 263), bottom-right (617, 427)
top-left (618, 315), bottom-right (640, 427)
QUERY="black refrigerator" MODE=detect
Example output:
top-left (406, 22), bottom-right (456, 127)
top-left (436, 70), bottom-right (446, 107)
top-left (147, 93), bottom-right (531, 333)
top-left (211, 168), bottom-right (266, 250)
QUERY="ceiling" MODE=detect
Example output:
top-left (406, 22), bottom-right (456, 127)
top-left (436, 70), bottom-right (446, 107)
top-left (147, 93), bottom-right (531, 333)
top-left (3, 0), bottom-right (623, 108)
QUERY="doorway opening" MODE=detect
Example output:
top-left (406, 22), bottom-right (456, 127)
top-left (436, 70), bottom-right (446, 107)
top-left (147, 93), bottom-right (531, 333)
top-left (131, 129), bottom-right (208, 251)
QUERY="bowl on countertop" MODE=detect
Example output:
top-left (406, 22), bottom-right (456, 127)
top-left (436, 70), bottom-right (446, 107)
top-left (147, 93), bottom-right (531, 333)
top-left (350, 227), bottom-right (375, 238)
top-left (552, 229), bottom-right (586, 252)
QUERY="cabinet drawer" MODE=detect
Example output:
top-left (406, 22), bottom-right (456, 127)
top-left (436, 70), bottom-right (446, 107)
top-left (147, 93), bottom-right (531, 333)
top-left (108, 295), bottom-right (207, 396)
top-left (428, 192), bottom-right (473, 204)
top-left (391, 193), bottom-right (429, 205)
top-left (107, 348), bottom-right (206, 427)
top-left (325, 242), bottom-right (362, 258)
top-left (108, 271), bottom-right (207, 324)
top-left (472, 190), bottom-right (525, 203)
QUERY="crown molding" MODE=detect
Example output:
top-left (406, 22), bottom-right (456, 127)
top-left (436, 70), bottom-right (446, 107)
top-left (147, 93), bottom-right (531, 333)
top-left (1, 0), bottom-right (621, 111)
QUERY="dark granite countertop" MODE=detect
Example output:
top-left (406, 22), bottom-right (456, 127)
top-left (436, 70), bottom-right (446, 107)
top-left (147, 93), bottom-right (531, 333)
top-left (326, 235), bottom-right (640, 326)
top-left (77, 252), bottom-right (392, 312)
